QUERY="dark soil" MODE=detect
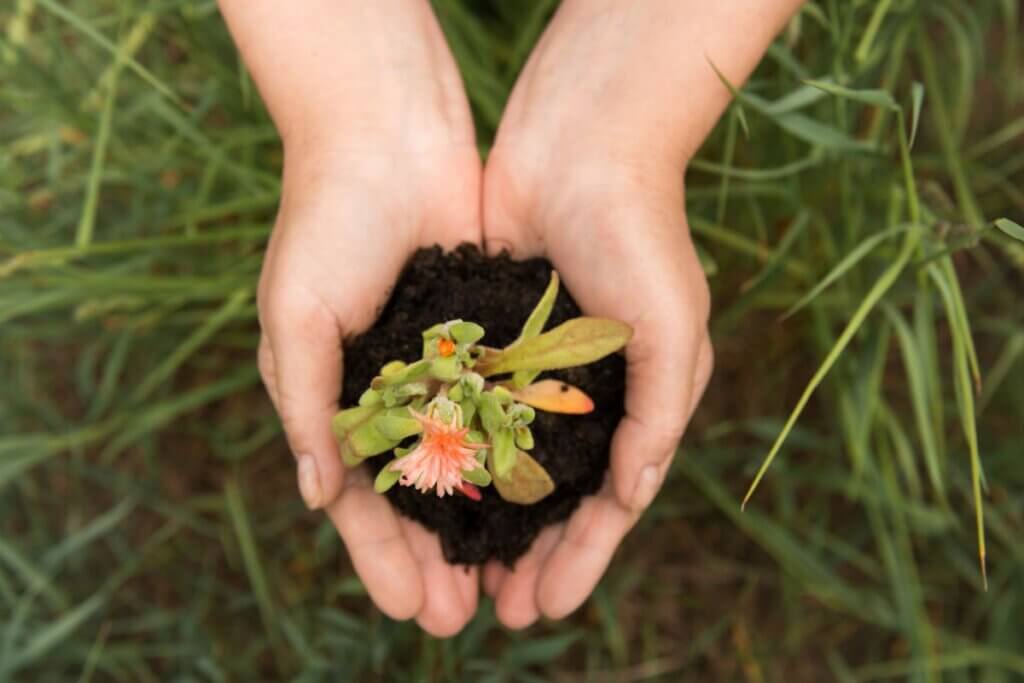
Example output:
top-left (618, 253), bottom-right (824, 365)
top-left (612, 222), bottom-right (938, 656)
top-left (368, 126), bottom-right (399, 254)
top-left (340, 244), bottom-right (626, 566)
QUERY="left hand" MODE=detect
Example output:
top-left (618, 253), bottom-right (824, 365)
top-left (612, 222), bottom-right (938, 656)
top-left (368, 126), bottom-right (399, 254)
top-left (478, 0), bottom-right (719, 627)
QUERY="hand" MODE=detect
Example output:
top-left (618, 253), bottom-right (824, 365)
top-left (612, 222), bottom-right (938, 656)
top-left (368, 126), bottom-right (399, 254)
top-left (476, 0), bottom-right (809, 627)
top-left (481, 129), bottom-right (714, 629)
top-left (221, 0), bottom-right (485, 636)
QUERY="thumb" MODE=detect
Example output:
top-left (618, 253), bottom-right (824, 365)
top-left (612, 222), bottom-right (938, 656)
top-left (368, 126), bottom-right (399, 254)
top-left (259, 287), bottom-right (346, 509)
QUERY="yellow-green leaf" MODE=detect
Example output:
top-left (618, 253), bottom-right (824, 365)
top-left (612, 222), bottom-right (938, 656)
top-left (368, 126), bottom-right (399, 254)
top-left (491, 450), bottom-right (555, 505)
top-left (479, 318), bottom-right (632, 376)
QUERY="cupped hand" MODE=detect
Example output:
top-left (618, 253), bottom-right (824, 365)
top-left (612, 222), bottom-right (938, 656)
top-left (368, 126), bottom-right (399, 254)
top-left (478, 1), bottom-right (716, 628)
top-left (248, 7), bottom-right (483, 635)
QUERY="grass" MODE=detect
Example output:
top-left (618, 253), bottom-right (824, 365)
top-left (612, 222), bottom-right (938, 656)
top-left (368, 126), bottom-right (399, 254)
top-left (1, 0), bottom-right (1023, 680)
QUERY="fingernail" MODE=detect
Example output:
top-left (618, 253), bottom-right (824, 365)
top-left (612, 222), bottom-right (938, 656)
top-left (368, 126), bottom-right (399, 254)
top-left (297, 454), bottom-right (322, 510)
top-left (630, 465), bottom-right (661, 511)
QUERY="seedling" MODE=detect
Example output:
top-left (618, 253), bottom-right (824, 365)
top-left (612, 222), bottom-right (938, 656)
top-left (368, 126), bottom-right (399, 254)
top-left (332, 272), bottom-right (632, 505)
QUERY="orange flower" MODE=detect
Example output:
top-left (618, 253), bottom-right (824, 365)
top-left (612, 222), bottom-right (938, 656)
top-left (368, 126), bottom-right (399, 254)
top-left (389, 401), bottom-right (484, 497)
top-left (438, 338), bottom-right (456, 357)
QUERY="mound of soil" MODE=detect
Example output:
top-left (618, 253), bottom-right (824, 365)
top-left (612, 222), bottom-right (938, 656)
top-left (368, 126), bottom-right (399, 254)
top-left (340, 245), bottom-right (625, 566)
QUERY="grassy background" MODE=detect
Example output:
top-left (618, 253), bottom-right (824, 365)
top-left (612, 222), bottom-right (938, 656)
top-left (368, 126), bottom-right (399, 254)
top-left (2, 0), bottom-right (1024, 680)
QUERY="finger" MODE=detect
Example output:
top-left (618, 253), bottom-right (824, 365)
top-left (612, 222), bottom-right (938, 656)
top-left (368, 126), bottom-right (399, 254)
top-left (536, 485), bottom-right (642, 620)
top-left (482, 561), bottom-right (507, 599)
top-left (261, 285), bottom-right (346, 510)
top-left (494, 525), bottom-right (562, 630)
top-left (401, 519), bottom-right (478, 638)
top-left (326, 470), bottom-right (423, 621)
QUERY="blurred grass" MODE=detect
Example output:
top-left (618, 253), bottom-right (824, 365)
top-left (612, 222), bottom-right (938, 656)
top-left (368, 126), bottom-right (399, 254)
top-left (2, 0), bottom-right (1023, 680)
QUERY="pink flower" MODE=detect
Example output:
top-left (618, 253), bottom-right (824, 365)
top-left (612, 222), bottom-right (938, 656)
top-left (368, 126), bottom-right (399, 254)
top-left (389, 405), bottom-right (484, 498)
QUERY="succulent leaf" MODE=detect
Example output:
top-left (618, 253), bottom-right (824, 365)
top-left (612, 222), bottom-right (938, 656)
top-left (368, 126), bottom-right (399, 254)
top-left (358, 388), bottom-right (383, 407)
top-left (449, 321), bottom-right (485, 344)
top-left (374, 465), bottom-right (402, 493)
top-left (491, 450), bottom-right (555, 505)
top-left (381, 360), bottom-right (407, 377)
top-left (462, 466), bottom-right (492, 487)
top-left (478, 318), bottom-right (633, 376)
top-left (349, 422), bottom-right (399, 458)
top-left (492, 385), bottom-right (513, 405)
top-left (512, 271), bottom-right (560, 388)
top-left (372, 359), bottom-right (430, 389)
top-left (332, 405), bottom-right (382, 437)
top-left (491, 428), bottom-right (517, 477)
top-left (510, 379), bottom-right (595, 414)
top-left (479, 392), bottom-right (505, 434)
top-left (430, 356), bottom-right (462, 381)
top-left (459, 398), bottom-right (477, 426)
top-left (373, 414), bottom-right (423, 441)
top-left (514, 426), bottom-right (534, 450)
top-left (516, 271), bottom-right (559, 344)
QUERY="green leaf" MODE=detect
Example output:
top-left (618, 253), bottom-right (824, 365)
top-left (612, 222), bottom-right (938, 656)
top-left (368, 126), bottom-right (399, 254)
top-left (909, 82), bottom-right (925, 148)
top-left (373, 414), bottom-right (423, 441)
top-left (491, 428), bottom-right (517, 478)
top-left (462, 466), bottom-right (492, 487)
top-left (742, 228), bottom-right (922, 510)
top-left (332, 405), bottom-right (382, 438)
top-left (459, 398), bottom-right (477, 427)
top-left (491, 450), bottom-right (555, 505)
top-left (995, 218), bottom-right (1024, 243)
top-left (421, 323), bottom-right (445, 340)
top-left (374, 465), bottom-right (402, 493)
top-left (380, 360), bottom-right (407, 377)
top-left (358, 388), bottom-right (382, 407)
top-left (782, 224), bottom-right (914, 320)
top-left (928, 264), bottom-right (987, 586)
top-left (513, 271), bottom-right (560, 388)
top-left (517, 271), bottom-right (560, 343)
top-left (514, 426), bottom-right (534, 450)
top-left (449, 321), bottom-right (485, 344)
top-left (347, 422), bottom-right (399, 460)
top-left (707, 57), bottom-right (749, 136)
top-left (492, 385), bottom-right (513, 404)
top-left (479, 318), bottom-right (633, 376)
top-left (479, 392), bottom-right (506, 434)
top-left (372, 359), bottom-right (429, 389)
top-left (430, 356), bottom-right (462, 382)
top-left (804, 79), bottom-right (899, 110)
top-left (394, 382), bottom-right (428, 399)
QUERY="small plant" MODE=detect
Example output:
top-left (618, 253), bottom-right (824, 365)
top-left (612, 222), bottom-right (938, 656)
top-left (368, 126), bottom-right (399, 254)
top-left (332, 273), bottom-right (632, 504)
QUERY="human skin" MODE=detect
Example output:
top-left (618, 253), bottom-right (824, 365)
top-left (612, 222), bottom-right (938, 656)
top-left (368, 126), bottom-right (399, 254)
top-left (480, 0), bottom-right (804, 628)
top-left (218, 0), bottom-right (803, 636)
top-left (218, 0), bottom-right (484, 636)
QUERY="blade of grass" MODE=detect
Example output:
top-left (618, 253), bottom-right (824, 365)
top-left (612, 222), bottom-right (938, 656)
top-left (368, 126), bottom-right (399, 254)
top-left (129, 287), bottom-right (251, 404)
top-left (34, 0), bottom-right (182, 106)
top-left (783, 223), bottom-right (914, 320)
top-left (744, 108), bottom-right (922, 508)
top-left (927, 263), bottom-right (986, 588)
top-left (76, 50), bottom-right (122, 247)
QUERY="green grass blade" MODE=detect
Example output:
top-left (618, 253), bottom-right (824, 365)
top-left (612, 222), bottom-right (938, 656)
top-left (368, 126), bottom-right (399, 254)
top-left (33, 0), bottom-right (181, 106)
top-left (927, 264), bottom-right (987, 588)
top-left (742, 227), bottom-right (920, 509)
top-left (783, 223), bottom-right (913, 320)
top-left (994, 218), bottom-right (1024, 242)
